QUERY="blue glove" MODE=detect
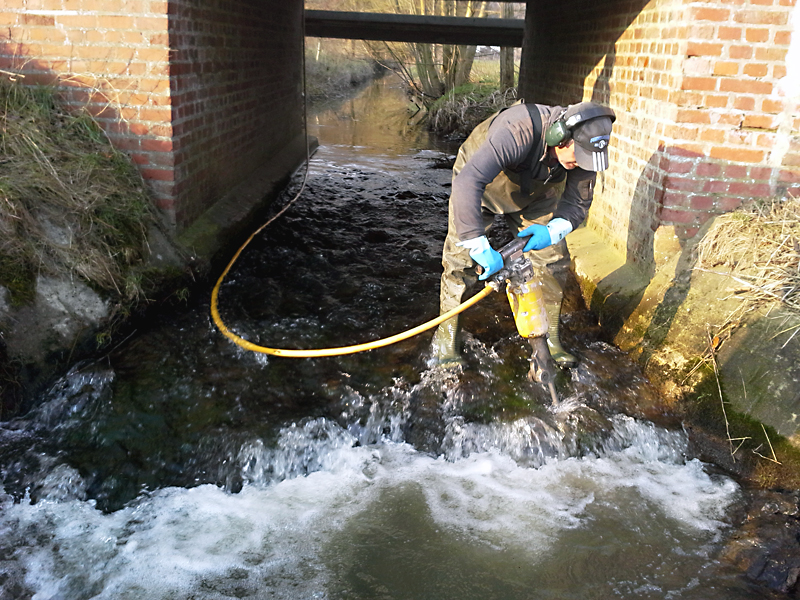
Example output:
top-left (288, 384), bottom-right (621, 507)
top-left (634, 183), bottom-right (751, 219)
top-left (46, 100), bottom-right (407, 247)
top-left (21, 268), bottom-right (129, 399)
top-left (518, 218), bottom-right (573, 252)
top-left (518, 224), bottom-right (551, 252)
top-left (457, 235), bottom-right (503, 280)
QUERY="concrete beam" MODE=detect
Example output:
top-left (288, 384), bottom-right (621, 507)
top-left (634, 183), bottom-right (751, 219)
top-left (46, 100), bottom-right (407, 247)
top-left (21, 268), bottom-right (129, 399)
top-left (304, 10), bottom-right (525, 47)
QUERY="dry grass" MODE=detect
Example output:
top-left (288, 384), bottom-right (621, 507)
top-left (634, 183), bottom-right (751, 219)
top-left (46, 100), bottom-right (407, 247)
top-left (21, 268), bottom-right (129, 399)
top-left (0, 73), bottom-right (155, 305)
top-left (428, 85), bottom-right (518, 139)
top-left (696, 196), bottom-right (800, 314)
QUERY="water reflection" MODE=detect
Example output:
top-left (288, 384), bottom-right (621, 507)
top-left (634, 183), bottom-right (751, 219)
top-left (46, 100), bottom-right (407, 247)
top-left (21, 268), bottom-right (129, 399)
top-left (311, 76), bottom-right (436, 154)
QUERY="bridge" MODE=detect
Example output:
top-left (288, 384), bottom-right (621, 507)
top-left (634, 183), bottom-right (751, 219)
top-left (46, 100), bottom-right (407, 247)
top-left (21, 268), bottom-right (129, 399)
top-left (304, 10), bottom-right (524, 46)
top-left (0, 0), bottom-right (797, 269)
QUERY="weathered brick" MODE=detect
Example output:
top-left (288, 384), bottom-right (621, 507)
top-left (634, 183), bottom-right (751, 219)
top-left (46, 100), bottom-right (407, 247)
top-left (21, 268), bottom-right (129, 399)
top-left (745, 27), bottom-right (770, 42)
top-left (691, 7), bottom-right (731, 20)
top-left (734, 9), bottom-right (789, 25)
top-left (728, 181), bottom-right (772, 196)
top-left (755, 47), bottom-right (788, 61)
top-left (743, 63), bottom-right (769, 77)
top-left (696, 162), bottom-right (723, 177)
top-left (749, 166), bottom-right (774, 181)
top-left (702, 179), bottom-right (730, 193)
top-left (778, 170), bottom-right (800, 184)
top-left (676, 108), bottom-right (711, 124)
top-left (725, 164), bottom-right (749, 179)
top-left (665, 175), bottom-right (701, 191)
top-left (762, 98), bottom-right (785, 114)
top-left (97, 15), bottom-right (135, 29)
top-left (713, 61), bottom-right (739, 76)
top-left (718, 196), bottom-right (744, 211)
top-left (743, 114), bottom-right (776, 129)
top-left (687, 41), bottom-right (723, 56)
top-left (719, 78), bottom-right (773, 94)
top-left (141, 167), bottom-right (174, 181)
top-left (691, 195), bottom-right (715, 210)
top-left (717, 26), bottom-right (743, 41)
top-left (22, 14), bottom-right (55, 26)
top-left (711, 146), bottom-right (766, 162)
top-left (682, 76), bottom-right (717, 91)
top-left (729, 45), bottom-right (754, 59)
top-left (661, 208), bottom-right (696, 224)
top-left (704, 94), bottom-right (730, 108)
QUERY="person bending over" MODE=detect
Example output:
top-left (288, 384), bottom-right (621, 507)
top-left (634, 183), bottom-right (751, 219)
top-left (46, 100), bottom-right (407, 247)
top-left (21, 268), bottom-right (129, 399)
top-left (432, 101), bottom-right (616, 368)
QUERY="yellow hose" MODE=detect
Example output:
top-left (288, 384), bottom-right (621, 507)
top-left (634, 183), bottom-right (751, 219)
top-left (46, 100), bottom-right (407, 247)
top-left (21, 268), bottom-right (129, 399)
top-left (207, 27), bottom-right (498, 358)
top-left (210, 233), bottom-right (496, 357)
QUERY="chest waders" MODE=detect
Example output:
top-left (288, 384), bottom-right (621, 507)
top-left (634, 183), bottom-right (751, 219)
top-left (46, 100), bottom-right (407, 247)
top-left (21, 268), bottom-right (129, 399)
top-left (433, 106), bottom-right (577, 379)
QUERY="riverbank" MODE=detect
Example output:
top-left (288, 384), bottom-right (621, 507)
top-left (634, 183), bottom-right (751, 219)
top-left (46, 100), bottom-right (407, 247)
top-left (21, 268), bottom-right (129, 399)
top-left (0, 77), bottom-right (196, 417)
top-left (569, 212), bottom-right (800, 593)
top-left (568, 203), bottom-right (800, 486)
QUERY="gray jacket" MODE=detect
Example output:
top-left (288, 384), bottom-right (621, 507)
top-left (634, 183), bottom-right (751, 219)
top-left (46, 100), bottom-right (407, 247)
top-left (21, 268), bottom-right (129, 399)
top-left (451, 103), bottom-right (596, 241)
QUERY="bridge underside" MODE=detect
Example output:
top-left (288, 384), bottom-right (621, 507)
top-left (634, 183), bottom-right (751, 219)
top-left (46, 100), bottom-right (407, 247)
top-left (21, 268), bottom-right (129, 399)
top-left (304, 10), bottom-right (524, 47)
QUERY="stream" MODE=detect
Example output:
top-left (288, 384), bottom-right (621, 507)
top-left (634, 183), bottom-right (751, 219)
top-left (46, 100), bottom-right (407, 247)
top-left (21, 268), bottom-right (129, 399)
top-left (0, 76), bottom-right (780, 599)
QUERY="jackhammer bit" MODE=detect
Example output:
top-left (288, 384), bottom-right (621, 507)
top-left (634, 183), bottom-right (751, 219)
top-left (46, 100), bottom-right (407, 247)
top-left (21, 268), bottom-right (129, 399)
top-left (528, 336), bottom-right (560, 407)
top-left (480, 236), bottom-right (560, 405)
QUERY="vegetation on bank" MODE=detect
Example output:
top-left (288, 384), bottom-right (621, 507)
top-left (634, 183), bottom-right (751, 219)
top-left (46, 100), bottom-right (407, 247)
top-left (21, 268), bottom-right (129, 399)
top-left (666, 196), bottom-right (800, 488)
top-left (422, 57), bottom-right (518, 139)
top-left (305, 39), bottom-right (382, 102)
top-left (428, 82), bottom-right (517, 139)
top-left (0, 75), bottom-right (159, 309)
top-left (696, 197), bottom-right (800, 315)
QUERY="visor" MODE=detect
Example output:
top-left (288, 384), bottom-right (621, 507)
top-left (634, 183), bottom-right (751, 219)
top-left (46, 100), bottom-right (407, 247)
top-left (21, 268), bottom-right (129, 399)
top-left (571, 116), bottom-right (613, 172)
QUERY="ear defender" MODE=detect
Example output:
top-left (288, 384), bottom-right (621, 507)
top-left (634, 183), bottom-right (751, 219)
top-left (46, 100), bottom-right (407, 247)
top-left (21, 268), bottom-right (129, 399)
top-left (545, 104), bottom-right (616, 147)
top-left (545, 119), bottom-right (570, 147)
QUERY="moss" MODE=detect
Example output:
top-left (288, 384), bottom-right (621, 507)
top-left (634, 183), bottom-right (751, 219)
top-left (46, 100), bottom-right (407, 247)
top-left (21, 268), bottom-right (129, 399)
top-left (683, 361), bottom-right (800, 489)
top-left (0, 253), bottom-right (37, 306)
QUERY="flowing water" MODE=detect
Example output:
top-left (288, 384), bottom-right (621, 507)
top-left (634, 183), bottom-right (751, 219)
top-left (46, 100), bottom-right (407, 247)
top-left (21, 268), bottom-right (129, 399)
top-left (0, 76), bottom-right (777, 599)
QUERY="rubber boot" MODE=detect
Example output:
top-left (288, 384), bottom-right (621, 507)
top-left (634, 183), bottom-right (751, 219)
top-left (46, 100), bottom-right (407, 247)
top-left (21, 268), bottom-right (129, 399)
top-left (545, 303), bottom-right (577, 368)
top-left (431, 316), bottom-right (465, 368)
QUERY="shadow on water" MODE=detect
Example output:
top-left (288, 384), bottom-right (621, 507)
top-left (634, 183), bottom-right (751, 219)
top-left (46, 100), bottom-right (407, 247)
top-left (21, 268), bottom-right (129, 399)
top-left (0, 76), bottom-right (780, 600)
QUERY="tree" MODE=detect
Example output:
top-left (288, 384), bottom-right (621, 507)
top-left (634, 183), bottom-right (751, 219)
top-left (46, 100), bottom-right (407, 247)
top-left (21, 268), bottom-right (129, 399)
top-left (349, 0), bottom-right (489, 103)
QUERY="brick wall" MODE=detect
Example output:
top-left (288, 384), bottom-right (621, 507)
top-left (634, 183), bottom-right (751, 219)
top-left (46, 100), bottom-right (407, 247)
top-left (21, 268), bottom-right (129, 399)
top-left (522, 0), bottom-right (800, 269)
top-left (1, 0), bottom-right (304, 233)
top-left (169, 0), bottom-right (304, 230)
top-left (0, 1), bottom-right (174, 215)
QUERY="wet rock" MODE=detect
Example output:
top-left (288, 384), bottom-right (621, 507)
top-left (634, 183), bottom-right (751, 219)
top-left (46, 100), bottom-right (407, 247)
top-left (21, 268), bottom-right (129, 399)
top-left (0, 560), bottom-right (30, 600)
top-left (1, 275), bottom-right (109, 366)
top-left (402, 376), bottom-right (449, 455)
top-left (554, 404), bottom-right (614, 456)
top-left (0, 275), bottom-right (112, 414)
top-left (569, 341), bottom-right (674, 423)
top-left (363, 229), bottom-right (390, 244)
top-left (721, 489), bottom-right (800, 595)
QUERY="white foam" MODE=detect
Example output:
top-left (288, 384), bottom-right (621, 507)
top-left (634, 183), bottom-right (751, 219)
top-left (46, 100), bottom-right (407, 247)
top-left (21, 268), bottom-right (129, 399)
top-left (0, 416), bottom-right (740, 599)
